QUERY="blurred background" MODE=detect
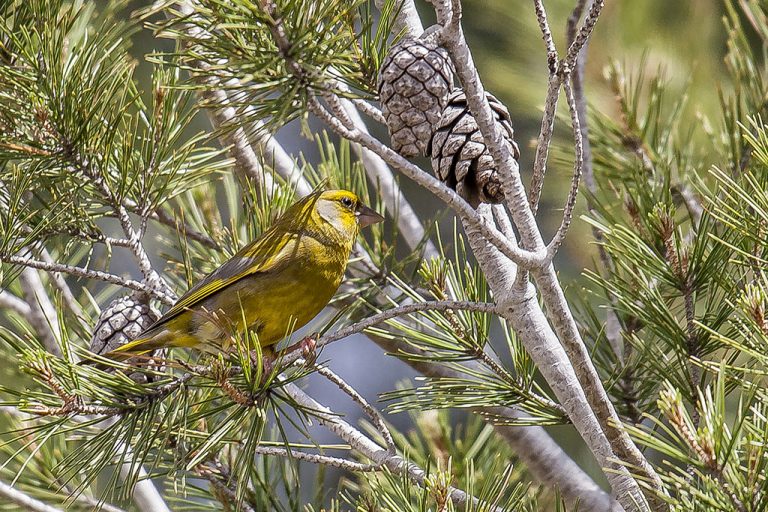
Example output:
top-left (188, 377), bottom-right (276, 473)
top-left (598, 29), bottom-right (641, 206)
top-left (5, 0), bottom-right (733, 503)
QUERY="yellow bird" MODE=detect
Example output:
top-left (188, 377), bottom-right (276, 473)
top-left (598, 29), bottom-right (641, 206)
top-left (101, 189), bottom-right (383, 363)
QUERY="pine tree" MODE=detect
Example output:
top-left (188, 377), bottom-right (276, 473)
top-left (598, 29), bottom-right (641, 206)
top-left (2, 1), bottom-right (768, 511)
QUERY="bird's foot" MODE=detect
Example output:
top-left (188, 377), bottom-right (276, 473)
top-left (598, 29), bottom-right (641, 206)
top-left (250, 350), bottom-right (275, 383)
top-left (299, 334), bottom-right (318, 366)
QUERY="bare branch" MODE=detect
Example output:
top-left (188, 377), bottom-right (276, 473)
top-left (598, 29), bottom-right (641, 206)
top-left (565, 0), bottom-right (605, 69)
top-left (375, 0), bottom-right (423, 37)
top-left (0, 480), bottom-right (64, 512)
top-left (116, 437), bottom-right (173, 512)
top-left (350, 98), bottom-right (386, 125)
top-left (462, 207), bottom-right (644, 510)
top-left (312, 363), bottom-right (397, 453)
top-left (545, 77), bottom-right (583, 260)
top-left (282, 382), bottom-right (503, 511)
top-left (437, 1), bottom-right (545, 251)
top-left (529, 74), bottom-right (562, 215)
top-left (532, 0), bottom-right (558, 69)
top-left (2, 254), bottom-right (176, 306)
top-left (250, 444), bottom-right (382, 472)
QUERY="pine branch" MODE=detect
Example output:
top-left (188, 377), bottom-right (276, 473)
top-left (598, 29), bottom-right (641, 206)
top-left (232, 0), bottom-right (543, 270)
top-left (312, 362), bottom-right (397, 453)
top-left (0, 480), bottom-right (65, 512)
top-left (371, 332), bottom-right (617, 510)
top-left (1, 254), bottom-right (176, 306)
top-left (282, 382), bottom-right (504, 511)
top-left (431, 1), bottom-right (661, 508)
top-left (464, 205), bottom-right (646, 510)
top-left (339, 98), bottom-right (438, 256)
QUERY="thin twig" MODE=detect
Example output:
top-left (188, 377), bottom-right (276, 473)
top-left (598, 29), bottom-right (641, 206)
top-left (529, 74), bottom-right (562, 215)
top-left (564, 0), bottom-right (605, 69)
top-left (282, 382), bottom-right (503, 511)
top-left (532, 0), bottom-right (558, 69)
top-left (312, 363), bottom-right (397, 453)
top-left (351, 98), bottom-right (386, 124)
top-left (250, 444), bottom-right (382, 472)
top-left (545, 78), bottom-right (583, 260)
top-left (1, 254), bottom-right (176, 306)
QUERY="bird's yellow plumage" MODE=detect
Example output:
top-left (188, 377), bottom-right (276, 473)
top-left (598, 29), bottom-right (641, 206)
top-left (101, 189), bottom-right (383, 362)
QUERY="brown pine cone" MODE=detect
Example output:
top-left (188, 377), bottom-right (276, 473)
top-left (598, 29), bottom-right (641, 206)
top-left (378, 37), bottom-right (454, 157)
top-left (429, 89), bottom-right (520, 207)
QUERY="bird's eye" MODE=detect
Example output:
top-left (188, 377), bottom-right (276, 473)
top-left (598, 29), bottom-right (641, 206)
top-left (341, 197), bottom-right (353, 209)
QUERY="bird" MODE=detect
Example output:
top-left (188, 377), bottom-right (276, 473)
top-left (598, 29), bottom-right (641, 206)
top-left (97, 189), bottom-right (384, 365)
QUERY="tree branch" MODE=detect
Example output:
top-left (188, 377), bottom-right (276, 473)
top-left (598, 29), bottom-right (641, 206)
top-left (1, 254), bottom-right (176, 306)
top-left (312, 362), bottom-right (397, 453)
top-left (545, 77), bottom-right (583, 260)
top-left (435, 2), bottom-right (663, 507)
top-left (280, 300), bottom-right (500, 369)
top-left (340, 98), bottom-right (438, 256)
top-left (462, 206), bottom-right (642, 510)
top-left (282, 382), bottom-right (503, 511)
top-left (0, 480), bottom-right (64, 512)
top-left (371, 331), bottom-right (620, 510)
top-left (0, 289), bottom-right (33, 319)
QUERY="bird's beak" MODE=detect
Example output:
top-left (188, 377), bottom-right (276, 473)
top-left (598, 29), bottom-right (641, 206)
top-left (356, 203), bottom-right (385, 228)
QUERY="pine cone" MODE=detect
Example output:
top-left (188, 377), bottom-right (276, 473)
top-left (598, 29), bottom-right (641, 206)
top-left (378, 37), bottom-right (454, 157)
top-left (90, 294), bottom-right (163, 381)
top-left (429, 90), bottom-right (520, 207)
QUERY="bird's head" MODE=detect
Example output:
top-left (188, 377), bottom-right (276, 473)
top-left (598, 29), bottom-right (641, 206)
top-left (313, 190), bottom-right (384, 237)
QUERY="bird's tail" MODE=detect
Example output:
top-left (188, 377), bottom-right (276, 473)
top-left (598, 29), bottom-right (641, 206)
top-left (81, 331), bottom-right (167, 369)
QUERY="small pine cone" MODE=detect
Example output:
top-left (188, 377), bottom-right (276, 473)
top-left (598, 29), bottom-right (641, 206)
top-left (378, 37), bottom-right (454, 157)
top-left (429, 90), bottom-right (520, 207)
top-left (90, 295), bottom-right (163, 382)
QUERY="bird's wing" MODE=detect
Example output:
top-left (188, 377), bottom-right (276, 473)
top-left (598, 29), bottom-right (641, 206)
top-left (149, 230), bottom-right (300, 328)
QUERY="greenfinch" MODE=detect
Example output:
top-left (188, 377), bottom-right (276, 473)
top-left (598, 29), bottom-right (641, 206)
top-left (100, 189), bottom-right (383, 363)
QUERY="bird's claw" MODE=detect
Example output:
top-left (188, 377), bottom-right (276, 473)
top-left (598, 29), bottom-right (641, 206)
top-left (300, 334), bottom-right (318, 366)
top-left (250, 350), bottom-right (275, 381)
